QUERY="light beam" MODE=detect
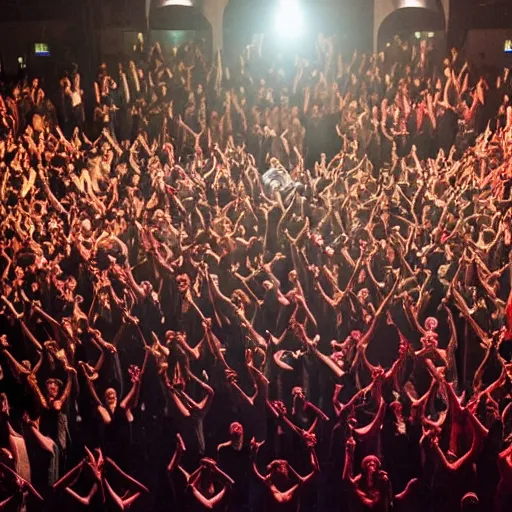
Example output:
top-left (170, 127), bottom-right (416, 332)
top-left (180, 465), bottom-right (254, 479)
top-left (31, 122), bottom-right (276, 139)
top-left (274, 0), bottom-right (304, 40)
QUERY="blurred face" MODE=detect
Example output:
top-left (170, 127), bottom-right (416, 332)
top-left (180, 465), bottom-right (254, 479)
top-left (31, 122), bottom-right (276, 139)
top-left (292, 387), bottom-right (305, 402)
top-left (386, 246), bottom-right (396, 263)
top-left (33, 113), bottom-right (44, 131)
top-left (105, 388), bottom-right (117, 408)
top-left (358, 288), bottom-right (369, 302)
top-left (0, 394), bottom-right (9, 416)
top-left (230, 422), bottom-right (243, 444)
top-left (231, 292), bottom-right (244, 310)
top-left (176, 274), bottom-right (190, 294)
top-left (262, 280), bottom-right (273, 292)
top-left (142, 281), bottom-right (153, 296)
top-left (269, 461), bottom-right (288, 479)
top-left (46, 380), bottom-right (60, 400)
top-left (365, 460), bottom-right (378, 476)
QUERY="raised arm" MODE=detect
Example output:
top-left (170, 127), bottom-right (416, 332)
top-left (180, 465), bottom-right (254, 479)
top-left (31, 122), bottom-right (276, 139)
top-left (79, 363), bottom-right (112, 424)
top-left (189, 470), bottom-right (228, 511)
top-left (359, 272), bottom-right (400, 347)
top-left (287, 444), bottom-right (319, 485)
top-left (182, 368), bottom-right (215, 417)
top-left (0, 462), bottom-right (43, 502)
top-left (354, 396), bottom-right (386, 439)
top-left (120, 351), bottom-right (149, 419)
top-left (0, 302), bottom-right (43, 351)
top-left (342, 436), bottom-right (356, 483)
top-left (105, 457), bottom-right (149, 494)
top-left (250, 439), bottom-right (268, 484)
top-left (23, 414), bottom-right (56, 454)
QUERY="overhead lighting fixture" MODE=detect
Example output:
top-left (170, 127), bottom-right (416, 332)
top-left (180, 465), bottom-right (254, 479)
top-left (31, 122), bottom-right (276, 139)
top-left (275, 0), bottom-right (304, 40)
top-left (156, 0), bottom-right (193, 6)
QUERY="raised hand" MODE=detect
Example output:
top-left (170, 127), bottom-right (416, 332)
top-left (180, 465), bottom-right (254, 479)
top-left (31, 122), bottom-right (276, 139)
top-left (250, 437), bottom-right (264, 454)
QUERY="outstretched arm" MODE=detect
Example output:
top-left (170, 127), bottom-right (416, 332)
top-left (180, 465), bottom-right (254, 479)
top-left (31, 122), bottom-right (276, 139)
top-left (308, 342), bottom-right (346, 380)
top-left (250, 440), bottom-right (268, 484)
top-left (105, 457), bottom-right (149, 494)
top-left (354, 396), bottom-right (386, 438)
top-left (53, 369), bottom-right (74, 411)
top-left (23, 415), bottom-right (56, 454)
top-left (359, 272), bottom-right (401, 346)
top-left (104, 479), bottom-right (141, 511)
top-left (0, 462), bottom-right (43, 502)
top-left (342, 437), bottom-right (356, 483)
top-left (53, 460), bottom-right (86, 490)
top-left (189, 469), bottom-right (229, 510)
top-left (167, 434), bottom-right (186, 474)
top-left (451, 286), bottom-right (490, 346)
top-left (0, 342), bottom-right (34, 382)
top-left (79, 364), bottom-right (112, 424)
top-left (303, 401), bottom-right (330, 435)
top-left (225, 368), bottom-right (257, 408)
top-left (431, 416), bottom-right (482, 473)
top-left (66, 484), bottom-right (99, 507)
top-left (288, 444), bottom-right (319, 485)
top-left (0, 302), bottom-right (43, 351)
top-left (120, 351), bottom-right (149, 419)
top-left (183, 369), bottom-right (215, 416)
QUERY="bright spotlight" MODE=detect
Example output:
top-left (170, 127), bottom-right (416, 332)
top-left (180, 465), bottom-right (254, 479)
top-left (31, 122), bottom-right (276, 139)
top-left (275, 0), bottom-right (304, 40)
top-left (158, 0), bottom-right (193, 6)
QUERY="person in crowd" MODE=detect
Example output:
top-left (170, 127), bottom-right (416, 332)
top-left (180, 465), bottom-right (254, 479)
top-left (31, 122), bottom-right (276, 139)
top-left (1, 31), bottom-right (512, 512)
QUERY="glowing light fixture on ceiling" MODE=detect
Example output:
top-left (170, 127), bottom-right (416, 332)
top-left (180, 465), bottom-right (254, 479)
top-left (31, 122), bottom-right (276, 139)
top-left (275, 0), bottom-right (304, 40)
top-left (158, 0), bottom-right (193, 6)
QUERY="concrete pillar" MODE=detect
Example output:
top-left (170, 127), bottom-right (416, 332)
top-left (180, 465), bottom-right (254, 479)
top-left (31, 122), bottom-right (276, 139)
top-left (202, 0), bottom-right (229, 52)
top-left (374, 0), bottom-right (450, 52)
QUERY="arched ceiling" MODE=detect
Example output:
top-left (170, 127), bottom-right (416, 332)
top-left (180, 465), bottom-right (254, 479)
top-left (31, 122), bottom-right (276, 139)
top-left (149, 0), bottom-right (209, 31)
top-left (374, 0), bottom-right (448, 50)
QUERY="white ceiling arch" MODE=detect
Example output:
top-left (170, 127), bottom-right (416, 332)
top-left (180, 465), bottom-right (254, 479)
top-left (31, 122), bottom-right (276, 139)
top-left (374, 0), bottom-right (450, 51)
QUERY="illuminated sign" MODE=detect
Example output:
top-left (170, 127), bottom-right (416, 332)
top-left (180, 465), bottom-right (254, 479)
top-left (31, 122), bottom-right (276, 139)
top-left (34, 43), bottom-right (50, 57)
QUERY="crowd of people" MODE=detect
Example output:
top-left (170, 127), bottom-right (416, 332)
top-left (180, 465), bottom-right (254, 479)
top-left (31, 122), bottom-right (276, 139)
top-left (0, 30), bottom-right (512, 511)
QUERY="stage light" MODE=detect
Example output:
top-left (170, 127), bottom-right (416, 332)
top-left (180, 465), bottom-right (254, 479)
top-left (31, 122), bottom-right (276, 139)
top-left (156, 0), bottom-right (193, 7)
top-left (274, 0), bottom-right (304, 40)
